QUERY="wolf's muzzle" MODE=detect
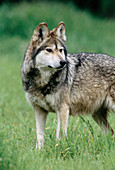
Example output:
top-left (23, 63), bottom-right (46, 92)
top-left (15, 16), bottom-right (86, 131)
top-left (60, 60), bottom-right (66, 67)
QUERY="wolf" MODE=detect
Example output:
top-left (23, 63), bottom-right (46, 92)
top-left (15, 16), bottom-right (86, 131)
top-left (21, 22), bottom-right (115, 149)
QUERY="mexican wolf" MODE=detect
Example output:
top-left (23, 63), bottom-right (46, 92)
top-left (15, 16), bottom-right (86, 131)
top-left (21, 22), bottom-right (115, 149)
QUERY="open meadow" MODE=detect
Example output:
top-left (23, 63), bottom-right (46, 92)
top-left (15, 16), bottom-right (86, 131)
top-left (0, 1), bottom-right (115, 170)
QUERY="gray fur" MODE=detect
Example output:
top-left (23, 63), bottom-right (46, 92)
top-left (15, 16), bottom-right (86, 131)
top-left (21, 22), bottom-right (115, 149)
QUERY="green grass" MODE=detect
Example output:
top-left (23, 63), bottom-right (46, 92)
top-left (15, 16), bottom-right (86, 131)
top-left (0, 1), bottom-right (115, 170)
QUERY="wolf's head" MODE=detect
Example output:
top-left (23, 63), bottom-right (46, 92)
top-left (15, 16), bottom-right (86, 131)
top-left (27, 22), bottom-right (67, 69)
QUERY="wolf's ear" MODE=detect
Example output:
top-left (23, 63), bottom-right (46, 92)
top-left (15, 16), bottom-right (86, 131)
top-left (51, 22), bottom-right (66, 42)
top-left (32, 23), bottom-right (49, 43)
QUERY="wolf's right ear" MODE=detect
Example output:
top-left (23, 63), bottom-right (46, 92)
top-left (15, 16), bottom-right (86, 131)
top-left (51, 22), bottom-right (66, 42)
top-left (32, 23), bottom-right (49, 43)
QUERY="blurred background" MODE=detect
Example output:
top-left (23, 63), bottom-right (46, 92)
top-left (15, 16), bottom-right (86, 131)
top-left (1, 0), bottom-right (115, 17)
top-left (0, 0), bottom-right (115, 58)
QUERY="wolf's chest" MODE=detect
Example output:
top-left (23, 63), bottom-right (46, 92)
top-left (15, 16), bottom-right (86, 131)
top-left (26, 92), bottom-right (58, 112)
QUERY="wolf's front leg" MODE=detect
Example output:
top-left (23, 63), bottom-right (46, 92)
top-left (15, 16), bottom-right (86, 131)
top-left (56, 103), bottom-right (69, 139)
top-left (34, 106), bottom-right (48, 150)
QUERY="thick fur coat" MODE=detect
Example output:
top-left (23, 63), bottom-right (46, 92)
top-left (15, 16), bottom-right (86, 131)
top-left (21, 22), bottom-right (115, 149)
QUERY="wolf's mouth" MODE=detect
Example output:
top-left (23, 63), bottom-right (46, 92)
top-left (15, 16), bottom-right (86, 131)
top-left (48, 65), bottom-right (53, 68)
top-left (48, 60), bottom-right (67, 69)
top-left (48, 64), bottom-right (66, 70)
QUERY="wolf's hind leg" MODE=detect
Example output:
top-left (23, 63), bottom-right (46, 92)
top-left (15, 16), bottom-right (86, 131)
top-left (107, 87), bottom-right (115, 113)
top-left (34, 106), bottom-right (48, 150)
top-left (92, 107), bottom-right (114, 136)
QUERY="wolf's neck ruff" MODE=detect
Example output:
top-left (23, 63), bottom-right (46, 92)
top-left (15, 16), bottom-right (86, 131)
top-left (39, 68), bottom-right (65, 96)
top-left (22, 65), bottom-right (67, 95)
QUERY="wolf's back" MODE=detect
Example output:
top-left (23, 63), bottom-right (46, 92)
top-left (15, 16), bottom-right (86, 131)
top-left (67, 52), bottom-right (115, 83)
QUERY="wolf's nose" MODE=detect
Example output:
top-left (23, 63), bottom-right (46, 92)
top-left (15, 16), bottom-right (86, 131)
top-left (60, 60), bottom-right (66, 67)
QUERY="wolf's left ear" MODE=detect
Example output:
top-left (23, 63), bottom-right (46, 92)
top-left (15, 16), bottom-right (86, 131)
top-left (32, 23), bottom-right (49, 43)
top-left (51, 22), bottom-right (66, 42)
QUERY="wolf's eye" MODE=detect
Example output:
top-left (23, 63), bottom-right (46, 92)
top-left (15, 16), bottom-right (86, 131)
top-left (59, 49), bottom-right (63, 53)
top-left (46, 48), bottom-right (53, 53)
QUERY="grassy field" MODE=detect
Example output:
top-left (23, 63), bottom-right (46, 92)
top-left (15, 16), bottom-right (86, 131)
top-left (0, 1), bottom-right (115, 170)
